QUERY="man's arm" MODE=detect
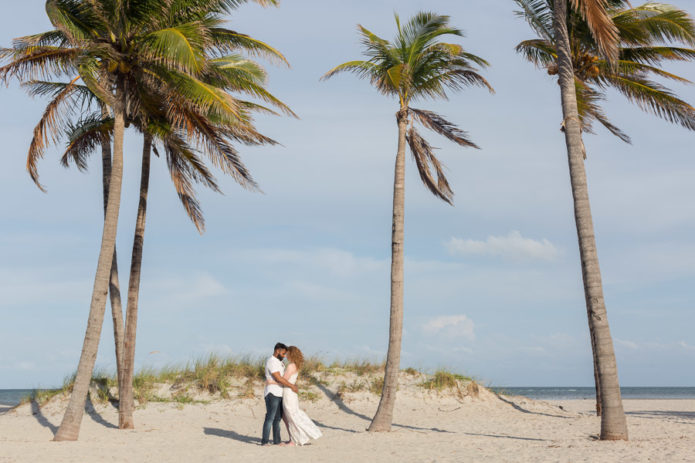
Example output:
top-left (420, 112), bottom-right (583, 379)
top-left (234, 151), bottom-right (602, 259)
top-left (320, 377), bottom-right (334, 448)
top-left (271, 371), bottom-right (298, 393)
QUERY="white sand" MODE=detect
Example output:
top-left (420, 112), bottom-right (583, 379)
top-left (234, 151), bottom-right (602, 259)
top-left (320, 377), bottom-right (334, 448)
top-left (1, 378), bottom-right (694, 462)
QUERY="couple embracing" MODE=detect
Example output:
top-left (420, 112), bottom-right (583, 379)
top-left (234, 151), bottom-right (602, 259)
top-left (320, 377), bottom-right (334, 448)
top-left (261, 342), bottom-right (323, 446)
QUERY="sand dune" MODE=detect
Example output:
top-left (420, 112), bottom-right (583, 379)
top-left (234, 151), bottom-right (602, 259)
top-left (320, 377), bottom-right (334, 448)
top-left (1, 376), bottom-right (694, 462)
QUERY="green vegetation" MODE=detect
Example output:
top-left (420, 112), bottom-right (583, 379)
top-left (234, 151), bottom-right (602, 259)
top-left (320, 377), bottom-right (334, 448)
top-left (369, 377), bottom-right (385, 396)
top-left (20, 356), bottom-right (474, 408)
top-left (419, 370), bottom-right (474, 392)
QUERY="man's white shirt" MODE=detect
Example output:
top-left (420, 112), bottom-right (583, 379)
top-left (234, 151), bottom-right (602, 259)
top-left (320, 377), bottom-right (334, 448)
top-left (264, 355), bottom-right (285, 397)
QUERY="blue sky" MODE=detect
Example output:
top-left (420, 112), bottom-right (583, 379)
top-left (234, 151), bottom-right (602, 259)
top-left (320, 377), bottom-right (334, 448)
top-left (1, 1), bottom-right (694, 389)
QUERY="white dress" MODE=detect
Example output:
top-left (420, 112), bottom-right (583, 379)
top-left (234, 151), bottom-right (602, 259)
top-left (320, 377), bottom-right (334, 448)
top-left (283, 371), bottom-right (322, 445)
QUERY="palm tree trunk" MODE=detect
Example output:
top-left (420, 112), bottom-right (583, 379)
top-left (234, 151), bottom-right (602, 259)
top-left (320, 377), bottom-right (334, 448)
top-left (553, 0), bottom-right (627, 441)
top-left (118, 133), bottom-right (152, 429)
top-left (54, 82), bottom-right (126, 442)
top-left (368, 108), bottom-right (408, 432)
top-left (100, 108), bottom-right (126, 406)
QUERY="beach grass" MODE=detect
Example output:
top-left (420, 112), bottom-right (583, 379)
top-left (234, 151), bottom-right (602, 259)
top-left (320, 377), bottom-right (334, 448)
top-left (21, 355), bottom-right (473, 406)
top-left (418, 369), bottom-right (477, 398)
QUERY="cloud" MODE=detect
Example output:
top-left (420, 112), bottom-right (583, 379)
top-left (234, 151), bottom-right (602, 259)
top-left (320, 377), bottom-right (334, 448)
top-left (423, 315), bottom-right (475, 341)
top-left (446, 230), bottom-right (559, 261)
top-left (615, 338), bottom-right (639, 350)
top-left (679, 341), bottom-right (695, 351)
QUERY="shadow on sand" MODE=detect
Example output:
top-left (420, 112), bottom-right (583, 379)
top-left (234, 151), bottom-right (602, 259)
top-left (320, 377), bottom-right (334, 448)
top-left (627, 410), bottom-right (695, 424)
top-left (464, 432), bottom-right (548, 442)
top-left (495, 394), bottom-right (571, 419)
top-left (85, 395), bottom-right (118, 429)
top-left (309, 376), bottom-right (453, 434)
top-left (313, 419), bottom-right (359, 433)
top-left (30, 399), bottom-right (58, 435)
top-left (203, 427), bottom-right (262, 444)
top-left (28, 394), bottom-right (118, 436)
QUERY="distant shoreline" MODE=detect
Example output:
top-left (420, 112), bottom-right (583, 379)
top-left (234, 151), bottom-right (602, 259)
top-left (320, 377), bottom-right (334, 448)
top-left (3, 386), bottom-right (695, 407)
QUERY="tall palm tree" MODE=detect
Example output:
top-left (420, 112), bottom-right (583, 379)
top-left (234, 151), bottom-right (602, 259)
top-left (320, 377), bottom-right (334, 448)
top-left (323, 12), bottom-right (493, 432)
top-left (551, 1), bottom-right (625, 440)
top-left (516, 0), bottom-right (695, 426)
top-left (516, 0), bottom-right (693, 441)
top-left (0, 0), bottom-right (290, 440)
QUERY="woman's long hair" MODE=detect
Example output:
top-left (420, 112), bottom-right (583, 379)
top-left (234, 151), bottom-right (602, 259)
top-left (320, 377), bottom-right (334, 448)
top-left (287, 346), bottom-right (304, 371)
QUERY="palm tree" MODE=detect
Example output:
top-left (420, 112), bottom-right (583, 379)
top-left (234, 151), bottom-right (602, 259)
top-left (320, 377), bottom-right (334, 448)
top-left (517, 1), bottom-right (695, 425)
top-left (514, 0), bottom-right (694, 441)
top-left (323, 12), bottom-right (493, 432)
top-left (0, 0), bottom-right (290, 440)
top-left (518, 0), bottom-right (695, 415)
top-left (551, 2), bottom-right (625, 440)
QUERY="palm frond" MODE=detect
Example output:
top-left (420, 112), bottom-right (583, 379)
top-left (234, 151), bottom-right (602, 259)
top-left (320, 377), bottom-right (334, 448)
top-left (619, 46), bottom-right (695, 65)
top-left (603, 73), bottom-right (695, 130)
top-left (410, 108), bottom-right (479, 148)
top-left (0, 47), bottom-right (78, 83)
top-left (515, 39), bottom-right (557, 68)
top-left (514, 0), bottom-right (555, 41)
top-left (321, 60), bottom-right (379, 81)
top-left (575, 81), bottom-right (632, 143)
top-left (61, 112), bottom-right (113, 170)
top-left (407, 127), bottom-right (454, 205)
top-left (613, 3), bottom-right (695, 46)
top-left (209, 28), bottom-right (289, 66)
top-left (569, 0), bottom-right (620, 59)
top-left (26, 75), bottom-right (81, 190)
top-left (141, 22), bottom-right (209, 74)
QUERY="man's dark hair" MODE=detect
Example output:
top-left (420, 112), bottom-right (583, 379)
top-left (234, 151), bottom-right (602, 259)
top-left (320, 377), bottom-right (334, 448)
top-left (274, 342), bottom-right (288, 351)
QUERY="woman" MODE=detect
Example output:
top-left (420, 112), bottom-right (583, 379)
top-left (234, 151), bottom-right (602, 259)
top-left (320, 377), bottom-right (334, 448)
top-left (281, 346), bottom-right (322, 446)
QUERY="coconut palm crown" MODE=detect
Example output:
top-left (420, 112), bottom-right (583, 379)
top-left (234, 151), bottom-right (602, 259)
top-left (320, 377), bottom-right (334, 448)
top-left (323, 12), bottom-right (493, 204)
top-left (516, 0), bottom-right (695, 144)
top-left (0, 0), bottom-right (292, 192)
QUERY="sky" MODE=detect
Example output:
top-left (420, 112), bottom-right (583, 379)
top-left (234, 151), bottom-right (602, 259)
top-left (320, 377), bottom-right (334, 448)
top-left (1, 0), bottom-right (694, 389)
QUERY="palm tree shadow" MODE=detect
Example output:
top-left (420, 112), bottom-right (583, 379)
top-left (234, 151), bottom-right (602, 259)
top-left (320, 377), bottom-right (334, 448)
top-left (85, 395), bottom-right (118, 429)
top-left (203, 427), bottom-right (262, 444)
top-left (312, 419), bottom-right (358, 433)
top-left (626, 410), bottom-right (695, 424)
top-left (464, 432), bottom-right (548, 442)
top-left (495, 394), bottom-right (571, 419)
top-left (309, 376), bottom-right (452, 433)
top-left (30, 399), bottom-right (58, 435)
top-left (310, 378), bottom-right (372, 422)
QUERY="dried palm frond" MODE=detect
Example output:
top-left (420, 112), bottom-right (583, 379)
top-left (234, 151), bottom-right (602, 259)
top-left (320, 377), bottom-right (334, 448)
top-left (410, 108), bottom-right (479, 148)
top-left (26, 75), bottom-right (80, 190)
top-left (406, 127), bottom-right (454, 205)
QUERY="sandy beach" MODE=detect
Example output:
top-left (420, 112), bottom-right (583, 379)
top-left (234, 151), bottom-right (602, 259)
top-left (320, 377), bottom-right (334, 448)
top-left (1, 375), bottom-right (694, 463)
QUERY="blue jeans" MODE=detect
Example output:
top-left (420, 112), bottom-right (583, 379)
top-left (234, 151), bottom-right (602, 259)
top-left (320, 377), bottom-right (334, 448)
top-left (261, 393), bottom-right (283, 444)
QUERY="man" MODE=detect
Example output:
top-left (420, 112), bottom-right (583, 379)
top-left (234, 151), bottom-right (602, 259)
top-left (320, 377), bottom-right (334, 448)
top-left (261, 342), bottom-right (298, 445)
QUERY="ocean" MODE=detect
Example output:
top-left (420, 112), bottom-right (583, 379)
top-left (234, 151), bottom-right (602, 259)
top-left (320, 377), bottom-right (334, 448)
top-left (0, 389), bottom-right (54, 408)
top-left (493, 387), bottom-right (695, 400)
top-left (2, 387), bottom-right (695, 408)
